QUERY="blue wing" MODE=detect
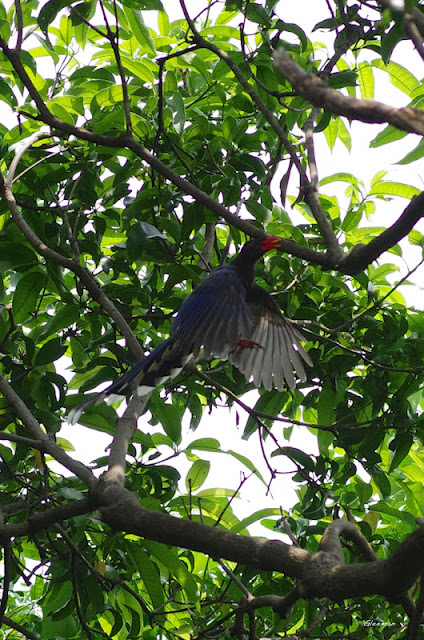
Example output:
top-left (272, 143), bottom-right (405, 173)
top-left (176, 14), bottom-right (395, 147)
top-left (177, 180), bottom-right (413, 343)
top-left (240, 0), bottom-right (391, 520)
top-left (171, 264), bottom-right (254, 360)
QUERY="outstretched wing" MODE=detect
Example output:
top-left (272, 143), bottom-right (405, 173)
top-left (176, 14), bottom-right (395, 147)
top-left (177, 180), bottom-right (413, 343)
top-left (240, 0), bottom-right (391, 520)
top-left (229, 285), bottom-right (312, 390)
top-left (68, 265), bottom-right (255, 424)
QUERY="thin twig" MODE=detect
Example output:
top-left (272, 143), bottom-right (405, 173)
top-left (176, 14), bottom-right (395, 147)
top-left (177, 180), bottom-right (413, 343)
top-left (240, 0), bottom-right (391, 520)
top-left (0, 540), bottom-right (11, 622)
top-left (14, 0), bottom-right (23, 50)
top-left (405, 13), bottom-right (424, 63)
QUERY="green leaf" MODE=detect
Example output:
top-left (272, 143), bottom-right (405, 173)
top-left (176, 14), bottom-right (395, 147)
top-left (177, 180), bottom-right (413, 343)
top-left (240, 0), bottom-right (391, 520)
top-left (370, 124), bottom-right (407, 148)
top-left (166, 91), bottom-right (185, 133)
top-left (396, 138), bottom-right (424, 165)
top-left (358, 63), bottom-right (374, 99)
top-left (0, 243), bottom-right (38, 271)
top-left (38, 0), bottom-right (73, 32)
top-left (0, 77), bottom-right (17, 107)
top-left (226, 449), bottom-right (266, 486)
top-left (136, 0), bottom-right (163, 8)
top-left (121, 56), bottom-right (154, 83)
top-left (126, 222), bottom-right (167, 262)
top-left (328, 70), bottom-right (358, 89)
top-left (317, 380), bottom-right (335, 426)
top-left (372, 468), bottom-right (391, 498)
top-left (389, 433), bottom-right (413, 472)
top-left (12, 271), bottom-right (46, 324)
top-left (231, 508), bottom-right (283, 534)
top-left (187, 438), bottom-right (221, 452)
top-left (409, 229), bottom-right (424, 246)
top-left (245, 3), bottom-right (272, 26)
top-left (337, 118), bottom-right (352, 151)
top-left (158, 10), bottom-right (169, 35)
top-left (369, 182), bottom-right (420, 199)
top-left (243, 391), bottom-right (287, 439)
top-left (380, 20), bottom-right (406, 64)
top-left (126, 544), bottom-right (164, 608)
top-left (341, 207), bottom-right (363, 232)
top-left (186, 459), bottom-right (210, 491)
top-left (320, 173), bottom-right (359, 187)
top-left (368, 263), bottom-right (399, 283)
top-left (372, 59), bottom-right (418, 95)
top-left (143, 540), bottom-right (199, 601)
top-left (245, 199), bottom-right (271, 224)
top-left (323, 117), bottom-right (339, 151)
top-left (271, 446), bottom-right (315, 471)
top-left (37, 304), bottom-right (80, 341)
top-left (35, 337), bottom-right (67, 366)
top-left (124, 8), bottom-right (156, 53)
top-left (152, 401), bottom-right (182, 444)
top-left (275, 20), bottom-right (308, 51)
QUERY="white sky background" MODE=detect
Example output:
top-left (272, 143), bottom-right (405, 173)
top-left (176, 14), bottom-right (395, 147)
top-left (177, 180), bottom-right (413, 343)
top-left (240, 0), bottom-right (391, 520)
top-left (45, 0), bottom-right (424, 534)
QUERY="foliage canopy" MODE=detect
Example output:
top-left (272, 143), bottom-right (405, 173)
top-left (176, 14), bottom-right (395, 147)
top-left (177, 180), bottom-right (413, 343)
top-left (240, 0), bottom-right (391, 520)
top-left (1, 0), bottom-right (424, 638)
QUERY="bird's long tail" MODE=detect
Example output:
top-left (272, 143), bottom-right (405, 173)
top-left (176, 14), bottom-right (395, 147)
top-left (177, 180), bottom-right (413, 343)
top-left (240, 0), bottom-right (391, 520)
top-left (68, 338), bottom-right (194, 424)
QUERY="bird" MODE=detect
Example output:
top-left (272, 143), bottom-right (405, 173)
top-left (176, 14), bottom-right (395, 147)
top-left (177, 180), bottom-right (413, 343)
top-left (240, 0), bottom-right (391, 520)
top-left (68, 236), bottom-right (312, 424)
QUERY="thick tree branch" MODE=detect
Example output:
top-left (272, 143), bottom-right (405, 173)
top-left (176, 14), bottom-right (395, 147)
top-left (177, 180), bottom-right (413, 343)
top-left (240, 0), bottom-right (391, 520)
top-left (405, 12), bottom-right (424, 63)
top-left (105, 393), bottom-right (152, 485)
top-left (273, 47), bottom-right (424, 135)
top-left (319, 519), bottom-right (378, 562)
top-left (1, 478), bottom-right (424, 606)
top-left (96, 483), bottom-right (424, 601)
top-left (337, 191), bottom-right (424, 274)
top-left (0, 497), bottom-right (95, 543)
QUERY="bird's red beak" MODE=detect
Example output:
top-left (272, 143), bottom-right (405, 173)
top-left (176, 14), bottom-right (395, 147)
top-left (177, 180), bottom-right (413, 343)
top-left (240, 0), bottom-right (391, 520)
top-left (260, 236), bottom-right (281, 252)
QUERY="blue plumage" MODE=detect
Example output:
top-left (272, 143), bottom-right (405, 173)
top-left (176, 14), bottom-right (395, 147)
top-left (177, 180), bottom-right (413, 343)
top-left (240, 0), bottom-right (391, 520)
top-left (68, 237), bottom-right (311, 424)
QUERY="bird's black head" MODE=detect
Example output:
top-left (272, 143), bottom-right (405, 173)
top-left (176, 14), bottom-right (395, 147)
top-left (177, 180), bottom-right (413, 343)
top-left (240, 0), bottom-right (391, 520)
top-left (238, 236), bottom-right (281, 260)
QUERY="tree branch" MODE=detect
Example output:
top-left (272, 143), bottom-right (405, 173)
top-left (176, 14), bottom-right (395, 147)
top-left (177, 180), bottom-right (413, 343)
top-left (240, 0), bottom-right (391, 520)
top-left (96, 482), bottom-right (424, 601)
top-left (337, 191), bottom-right (424, 274)
top-left (1, 615), bottom-right (40, 640)
top-left (0, 375), bottom-right (96, 488)
top-left (273, 47), bottom-right (424, 135)
top-left (105, 393), bottom-right (152, 485)
top-left (0, 497), bottom-right (95, 543)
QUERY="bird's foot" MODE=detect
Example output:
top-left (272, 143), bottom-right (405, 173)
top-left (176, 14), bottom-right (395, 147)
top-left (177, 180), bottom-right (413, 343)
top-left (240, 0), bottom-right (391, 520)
top-left (232, 339), bottom-right (263, 354)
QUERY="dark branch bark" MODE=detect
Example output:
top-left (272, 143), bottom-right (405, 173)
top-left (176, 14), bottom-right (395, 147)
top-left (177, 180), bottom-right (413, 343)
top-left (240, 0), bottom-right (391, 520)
top-left (0, 498), bottom-right (95, 543)
top-left (337, 191), bottom-right (424, 274)
top-left (1, 478), bottom-right (424, 606)
top-left (95, 482), bottom-right (424, 602)
top-left (273, 47), bottom-right (424, 135)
